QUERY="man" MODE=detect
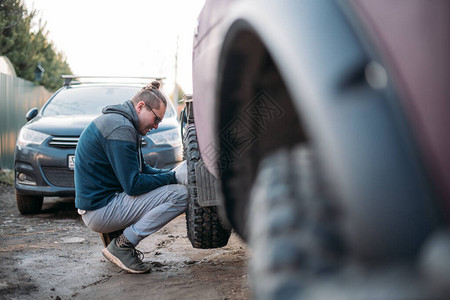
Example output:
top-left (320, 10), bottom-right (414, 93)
top-left (75, 81), bottom-right (188, 274)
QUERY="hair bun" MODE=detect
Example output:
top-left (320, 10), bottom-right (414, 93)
top-left (151, 81), bottom-right (160, 89)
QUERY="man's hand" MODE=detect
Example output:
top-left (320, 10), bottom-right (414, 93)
top-left (173, 161), bottom-right (188, 185)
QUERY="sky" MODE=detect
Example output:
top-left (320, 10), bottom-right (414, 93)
top-left (24, 0), bottom-right (206, 95)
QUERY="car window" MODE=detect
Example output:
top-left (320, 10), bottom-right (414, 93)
top-left (42, 86), bottom-right (176, 117)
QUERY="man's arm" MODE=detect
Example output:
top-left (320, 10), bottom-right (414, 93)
top-left (142, 163), bottom-right (171, 175)
top-left (104, 127), bottom-right (176, 195)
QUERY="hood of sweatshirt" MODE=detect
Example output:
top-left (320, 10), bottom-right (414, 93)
top-left (102, 100), bottom-right (140, 133)
top-left (101, 100), bottom-right (145, 172)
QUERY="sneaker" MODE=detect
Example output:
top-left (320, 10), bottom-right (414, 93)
top-left (101, 238), bottom-right (151, 274)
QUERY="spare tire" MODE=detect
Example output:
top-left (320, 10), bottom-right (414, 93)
top-left (184, 124), bottom-right (231, 249)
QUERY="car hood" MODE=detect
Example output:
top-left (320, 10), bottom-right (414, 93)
top-left (25, 115), bottom-right (96, 136)
top-left (25, 115), bottom-right (179, 137)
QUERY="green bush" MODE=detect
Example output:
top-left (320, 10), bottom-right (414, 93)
top-left (0, 169), bottom-right (14, 186)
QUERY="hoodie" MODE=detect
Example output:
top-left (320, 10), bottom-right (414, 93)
top-left (75, 100), bottom-right (177, 211)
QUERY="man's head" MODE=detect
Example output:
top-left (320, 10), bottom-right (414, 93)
top-left (131, 81), bottom-right (167, 135)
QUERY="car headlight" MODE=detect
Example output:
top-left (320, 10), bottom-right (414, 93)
top-left (147, 128), bottom-right (181, 147)
top-left (16, 128), bottom-right (50, 146)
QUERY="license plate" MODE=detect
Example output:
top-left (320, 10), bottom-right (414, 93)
top-left (68, 155), bottom-right (75, 170)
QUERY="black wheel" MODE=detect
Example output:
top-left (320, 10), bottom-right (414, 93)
top-left (184, 124), bottom-right (231, 249)
top-left (16, 191), bottom-right (44, 214)
top-left (249, 146), bottom-right (344, 300)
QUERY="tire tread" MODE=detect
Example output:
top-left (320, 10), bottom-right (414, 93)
top-left (184, 124), bottom-right (231, 249)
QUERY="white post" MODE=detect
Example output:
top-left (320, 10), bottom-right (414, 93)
top-left (173, 35), bottom-right (179, 114)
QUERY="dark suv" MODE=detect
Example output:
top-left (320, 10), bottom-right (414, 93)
top-left (182, 0), bottom-right (450, 299)
top-left (15, 77), bottom-right (182, 214)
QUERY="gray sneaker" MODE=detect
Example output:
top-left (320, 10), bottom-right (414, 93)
top-left (101, 238), bottom-right (151, 274)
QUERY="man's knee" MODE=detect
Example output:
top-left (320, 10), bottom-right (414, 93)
top-left (177, 184), bottom-right (189, 207)
top-left (169, 184), bottom-right (188, 207)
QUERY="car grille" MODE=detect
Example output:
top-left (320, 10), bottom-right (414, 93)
top-left (49, 137), bottom-right (79, 148)
top-left (49, 136), bottom-right (147, 148)
top-left (42, 167), bottom-right (74, 187)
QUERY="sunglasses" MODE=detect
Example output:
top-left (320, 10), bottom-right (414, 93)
top-left (146, 105), bottom-right (162, 125)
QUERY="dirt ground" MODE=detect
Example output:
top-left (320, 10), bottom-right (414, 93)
top-left (0, 183), bottom-right (251, 300)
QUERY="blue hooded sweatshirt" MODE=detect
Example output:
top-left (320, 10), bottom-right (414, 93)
top-left (74, 100), bottom-right (177, 211)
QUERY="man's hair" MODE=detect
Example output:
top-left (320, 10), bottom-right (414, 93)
top-left (131, 81), bottom-right (167, 109)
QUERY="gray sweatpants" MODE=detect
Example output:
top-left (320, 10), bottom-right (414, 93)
top-left (81, 184), bottom-right (188, 245)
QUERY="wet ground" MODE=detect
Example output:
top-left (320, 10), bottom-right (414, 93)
top-left (0, 184), bottom-right (250, 300)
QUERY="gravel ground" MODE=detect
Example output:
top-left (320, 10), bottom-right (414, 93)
top-left (0, 183), bottom-right (250, 300)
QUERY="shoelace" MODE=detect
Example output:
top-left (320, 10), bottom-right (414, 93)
top-left (120, 241), bottom-right (145, 262)
top-left (130, 247), bottom-right (144, 261)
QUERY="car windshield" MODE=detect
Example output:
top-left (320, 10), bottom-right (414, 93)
top-left (42, 85), bottom-right (176, 118)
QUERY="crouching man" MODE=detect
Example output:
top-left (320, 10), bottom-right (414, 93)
top-left (75, 81), bottom-right (188, 274)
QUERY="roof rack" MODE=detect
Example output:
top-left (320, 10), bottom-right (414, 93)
top-left (60, 75), bottom-right (166, 87)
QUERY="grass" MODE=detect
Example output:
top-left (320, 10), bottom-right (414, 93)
top-left (0, 169), bottom-right (14, 186)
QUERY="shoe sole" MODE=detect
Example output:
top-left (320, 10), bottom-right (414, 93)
top-left (101, 248), bottom-right (150, 274)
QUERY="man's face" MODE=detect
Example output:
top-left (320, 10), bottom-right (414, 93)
top-left (136, 101), bottom-right (166, 136)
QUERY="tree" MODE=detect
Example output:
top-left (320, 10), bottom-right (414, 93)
top-left (0, 0), bottom-right (72, 91)
top-left (170, 83), bottom-right (186, 102)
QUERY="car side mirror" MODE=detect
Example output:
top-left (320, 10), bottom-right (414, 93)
top-left (26, 107), bottom-right (38, 121)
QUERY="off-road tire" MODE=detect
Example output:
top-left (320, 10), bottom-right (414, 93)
top-left (16, 192), bottom-right (43, 214)
top-left (184, 124), bottom-right (231, 249)
top-left (249, 146), bottom-right (344, 300)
